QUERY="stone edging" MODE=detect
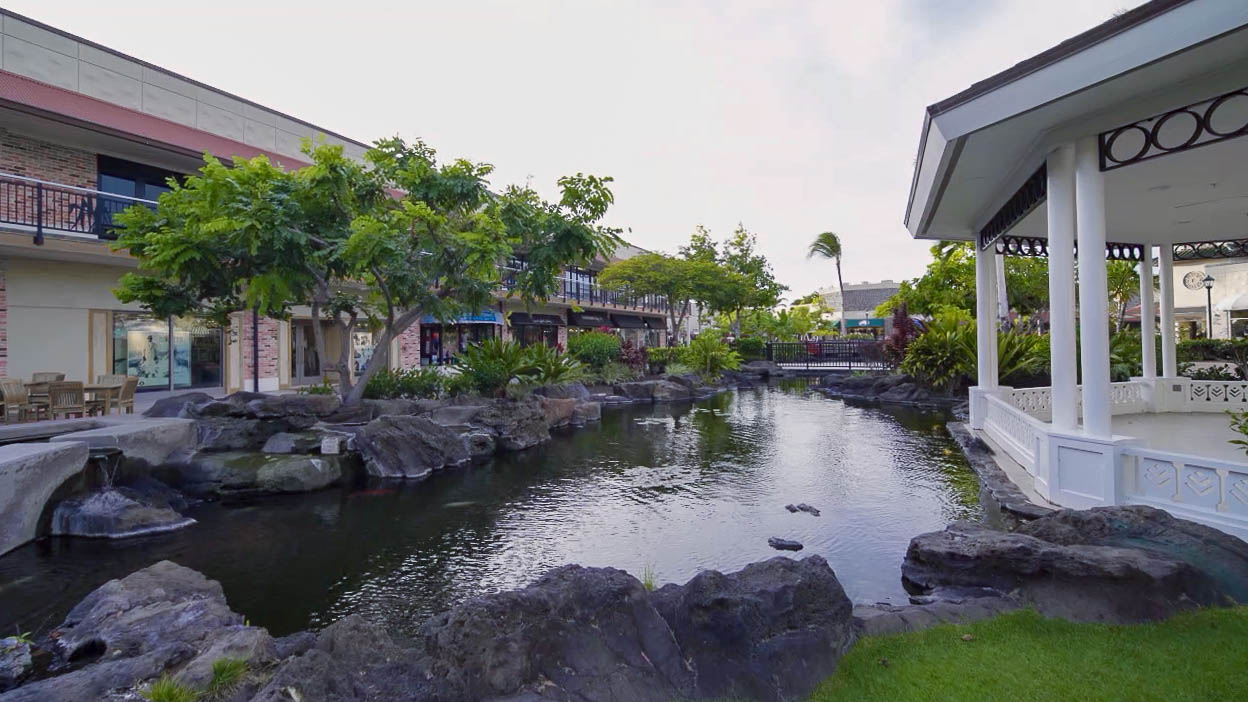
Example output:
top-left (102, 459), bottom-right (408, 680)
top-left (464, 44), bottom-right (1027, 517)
top-left (852, 596), bottom-right (1020, 637)
top-left (945, 421), bottom-right (1054, 521)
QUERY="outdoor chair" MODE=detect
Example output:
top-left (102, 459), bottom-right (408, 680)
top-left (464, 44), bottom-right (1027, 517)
top-left (114, 376), bottom-right (138, 414)
top-left (29, 371), bottom-right (64, 405)
top-left (32, 372), bottom-right (65, 383)
top-left (46, 381), bottom-right (92, 419)
top-left (0, 378), bottom-right (45, 423)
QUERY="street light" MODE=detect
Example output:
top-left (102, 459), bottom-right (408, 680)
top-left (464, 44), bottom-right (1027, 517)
top-left (1204, 273), bottom-right (1215, 338)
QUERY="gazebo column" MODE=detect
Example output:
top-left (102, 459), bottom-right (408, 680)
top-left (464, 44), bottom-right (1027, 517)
top-left (1139, 247), bottom-right (1156, 379)
top-left (1075, 136), bottom-right (1112, 438)
top-left (1046, 145), bottom-right (1079, 431)
top-left (968, 242), bottom-right (999, 430)
top-left (1159, 245), bottom-right (1177, 377)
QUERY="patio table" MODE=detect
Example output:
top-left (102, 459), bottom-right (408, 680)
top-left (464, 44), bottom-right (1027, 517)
top-left (84, 382), bottom-right (123, 415)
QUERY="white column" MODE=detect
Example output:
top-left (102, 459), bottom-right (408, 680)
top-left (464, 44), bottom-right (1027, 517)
top-left (1046, 145), bottom-right (1079, 431)
top-left (995, 253), bottom-right (1009, 323)
top-left (1075, 136), bottom-right (1112, 438)
top-left (1159, 245), bottom-right (1177, 377)
top-left (975, 244), bottom-right (999, 388)
top-left (1139, 248), bottom-right (1156, 379)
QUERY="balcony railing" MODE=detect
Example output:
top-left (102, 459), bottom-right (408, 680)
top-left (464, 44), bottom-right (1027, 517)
top-left (499, 267), bottom-right (670, 314)
top-left (0, 172), bottom-right (156, 243)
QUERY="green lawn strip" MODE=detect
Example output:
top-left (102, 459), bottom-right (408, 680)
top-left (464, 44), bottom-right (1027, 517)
top-left (810, 607), bottom-right (1248, 702)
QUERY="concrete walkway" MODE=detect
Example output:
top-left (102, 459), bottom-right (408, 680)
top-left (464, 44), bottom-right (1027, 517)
top-left (1112, 412), bottom-right (1248, 464)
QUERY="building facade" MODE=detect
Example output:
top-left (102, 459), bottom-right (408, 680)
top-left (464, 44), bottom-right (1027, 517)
top-left (817, 280), bottom-right (899, 336)
top-left (0, 10), bottom-right (666, 393)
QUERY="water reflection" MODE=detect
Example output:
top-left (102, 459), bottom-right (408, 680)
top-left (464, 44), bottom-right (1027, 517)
top-left (0, 381), bottom-right (979, 642)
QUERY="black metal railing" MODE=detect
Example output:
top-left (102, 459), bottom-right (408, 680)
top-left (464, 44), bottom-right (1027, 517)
top-left (0, 172), bottom-right (155, 244)
top-left (765, 340), bottom-right (887, 370)
top-left (499, 266), bottom-right (669, 313)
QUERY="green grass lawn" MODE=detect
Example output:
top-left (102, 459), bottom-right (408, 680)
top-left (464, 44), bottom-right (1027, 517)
top-left (810, 607), bottom-right (1248, 702)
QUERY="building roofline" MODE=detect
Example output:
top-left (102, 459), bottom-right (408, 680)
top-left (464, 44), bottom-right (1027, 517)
top-left (0, 8), bottom-right (372, 151)
top-left (926, 0), bottom-right (1194, 117)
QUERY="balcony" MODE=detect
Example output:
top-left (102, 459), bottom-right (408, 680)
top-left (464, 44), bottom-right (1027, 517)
top-left (0, 172), bottom-right (156, 243)
top-left (500, 266), bottom-right (670, 315)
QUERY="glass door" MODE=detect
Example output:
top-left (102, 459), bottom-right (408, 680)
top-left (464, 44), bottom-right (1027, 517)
top-left (291, 321), bottom-right (322, 385)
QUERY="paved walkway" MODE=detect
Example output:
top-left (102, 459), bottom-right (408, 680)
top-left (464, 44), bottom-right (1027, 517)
top-left (1112, 412), bottom-right (1248, 464)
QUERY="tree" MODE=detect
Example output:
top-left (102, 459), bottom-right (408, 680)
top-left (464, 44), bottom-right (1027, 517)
top-left (808, 231), bottom-right (846, 335)
top-left (875, 241), bottom-right (1049, 321)
top-left (113, 137), bottom-right (621, 404)
top-left (1106, 260), bottom-right (1141, 331)
top-left (598, 253), bottom-right (720, 345)
top-left (719, 224), bottom-right (786, 334)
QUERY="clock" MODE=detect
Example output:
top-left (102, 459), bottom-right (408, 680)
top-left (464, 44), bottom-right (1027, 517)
top-left (1183, 271), bottom-right (1207, 291)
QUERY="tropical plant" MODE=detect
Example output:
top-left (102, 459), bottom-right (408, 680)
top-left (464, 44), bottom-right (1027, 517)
top-left (567, 330), bottom-right (622, 368)
top-left (618, 339), bottom-right (647, 369)
top-left (1186, 364), bottom-right (1240, 381)
top-left (455, 338), bottom-right (536, 397)
top-left (1228, 409), bottom-right (1248, 455)
top-left (297, 380), bottom-right (336, 396)
top-left (734, 336), bottom-right (765, 361)
top-left (665, 361), bottom-right (694, 376)
top-left (598, 253), bottom-right (722, 344)
top-left (594, 361), bottom-right (638, 385)
top-left (646, 346), bottom-right (682, 374)
top-left (808, 231), bottom-right (846, 335)
top-left (900, 314), bottom-right (974, 393)
top-left (363, 367), bottom-right (446, 399)
top-left (524, 343), bottom-right (587, 385)
top-left (881, 304), bottom-right (919, 367)
top-left (680, 333), bottom-right (742, 380)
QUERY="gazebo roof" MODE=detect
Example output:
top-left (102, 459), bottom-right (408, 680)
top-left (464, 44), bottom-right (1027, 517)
top-left (905, 0), bottom-right (1248, 247)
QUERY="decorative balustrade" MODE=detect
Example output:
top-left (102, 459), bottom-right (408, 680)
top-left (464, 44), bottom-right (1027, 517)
top-left (1187, 380), bottom-right (1248, 410)
top-left (982, 394), bottom-right (1045, 472)
top-left (1121, 446), bottom-right (1248, 540)
top-left (1007, 387), bottom-right (1052, 421)
top-left (1108, 381), bottom-right (1150, 415)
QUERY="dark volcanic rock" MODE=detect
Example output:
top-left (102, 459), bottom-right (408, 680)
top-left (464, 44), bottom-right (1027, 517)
top-left (418, 564), bottom-right (694, 701)
top-left (613, 380), bottom-right (657, 400)
top-left (469, 397), bottom-right (551, 450)
top-left (0, 637), bottom-right (32, 692)
top-left (572, 400), bottom-right (602, 425)
top-left (5, 561), bottom-right (274, 702)
top-left (901, 508), bottom-right (1248, 622)
top-left (537, 395), bottom-right (578, 428)
top-left (354, 415), bottom-right (468, 479)
top-left (194, 416), bottom-right (291, 452)
top-left (50, 488), bottom-right (195, 538)
top-left (174, 452), bottom-right (346, 495)
top-left (768, 537), bottom-right (804, 551)
top-left (652, 379), bottom-right (693, 402)
top-left (532, 382), bottom-right (591, 401)
top-left (785, 503), bottom-right (821, 516)
top-left (651, 555), bottom-right (856, 702)
top-left (261, 431), bottom-right (322, 454)
top-left (143, 391), bottom-right (214, 418)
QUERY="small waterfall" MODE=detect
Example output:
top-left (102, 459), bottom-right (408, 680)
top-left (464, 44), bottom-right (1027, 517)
top-left (50, 448), bottom-right (196, 539)
top-left (86, 447), bottom-right (124, 490)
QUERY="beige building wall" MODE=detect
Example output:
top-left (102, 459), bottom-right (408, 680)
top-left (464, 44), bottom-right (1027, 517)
top-left (5, 256), bottom-right (141, 382)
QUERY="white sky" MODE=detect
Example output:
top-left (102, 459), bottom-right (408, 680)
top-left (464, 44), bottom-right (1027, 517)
top-left (12, 0), bottom-right (1133, 298)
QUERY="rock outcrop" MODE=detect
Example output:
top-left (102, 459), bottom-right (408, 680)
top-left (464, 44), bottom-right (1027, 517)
top-left (0, 638), bottom-right (32, 693)
top-left (174, 452), bottom-right (347, 495)
top-left (902, 506), bottom-right (1248, 622)
top-left (8, 556), bottom-right (857, 702)
top-left (353, 415), bottom-right (469, 479)
top-left (50, 488), bottom-right (195, 538)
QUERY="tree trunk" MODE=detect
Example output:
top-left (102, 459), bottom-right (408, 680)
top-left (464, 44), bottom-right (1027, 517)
top-left (332, 313), bottom-right (356, 400)
top-left (309, 298), bottom-right (328, 390)
top-left (836, 259), bottom-right (846, 337)
top-left (343, 310), bottom-right (422, 405)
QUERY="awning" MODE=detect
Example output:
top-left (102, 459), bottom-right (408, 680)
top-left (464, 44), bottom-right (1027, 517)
top-left (1216, 293), bottom-right (1248, 313)
top-left (568, 310), bottom-right (614, 328)
top-left (509, 313), bottom-right (565, 326)
top-left (612, 314), bottom-right (646, 329)
top-left (642, 317), bottom-right (665, 330)
top-left (421, 310), bottom-right (504, 325)
top-left (845, 318), bottom-right (885, 328)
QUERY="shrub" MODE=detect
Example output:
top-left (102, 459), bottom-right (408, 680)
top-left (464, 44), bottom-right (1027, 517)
top-left (442, 369), bottom-right (476, 397)
top-left (619, 339), bottom-right (647, 370)
top-left (363, 367), bottom-right (445, 399)
top-left (1179, 338), bottom-right (1248, 378)
top-left (665, 361), bottom-right (694, 376)
top-left (900, 312), bottom-right (1047, 393)
top-left (680, 334), bottom-right (742, 380)
top-left (595, 361), bottom-right (638, 385)
top-left (141, 675), bottom-right (196, 702)
top-left (298, 380), bottom-right (336, 396)
top-left (646, 346), bottom-right (681, 374)
top-left (568, 331), bottom-right (622, 369)
top-left (1229, 409), bottom-right (1248, 456)
top-left (882, 305), bottom-right (920, 367)
top-left (844, 332), bottom-right (876, 341)
top-left (524, 343), bottom-right (587, 385)
top-left (1186, 364), bottom-right (1241, 381)
top-left (456, 338), bottom-right (536, 397)
top-left (734, 336), bottom-right (766, 361)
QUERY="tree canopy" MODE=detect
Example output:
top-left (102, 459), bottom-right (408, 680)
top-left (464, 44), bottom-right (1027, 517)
top-left (875, 242), bottom-right (1048, 319)
top-left (113, 138), bottom-right (620, 403)
top-left (597, 252), bottom-right (722, 344)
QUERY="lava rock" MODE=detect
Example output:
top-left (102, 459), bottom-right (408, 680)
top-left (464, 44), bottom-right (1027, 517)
top-left (172, 452), bottom-right (346, 495)
top-left (532, 382), bottom-right (591, 401)
top-left (418, 564), bottom-right (694, 701)
top-left (652, 380), bottom-right (693, 402)
top-left (0, 637), bottom-right (32, 692)
top-left (572, 401), bottom-right (602, 425)
top-left (463, 431), bottom-right (496, 459)
top-left (354, 415), bottom-right (469, 479)
top-left (785, 503), bottom-right (821, 516)
top-left (740, 360), bottom-right (789, 379)
top-left (50, 488), bottom-right (195, 538)
top-left (261, 431), bottom-right (323, 454)
top-left (650, 555), bottom-right (856, 701)
top-left (613, 381), bottom-right (658, 400)
top-left (194, 417), bottom-right (291, 452)
top-left (768, 537), bottom-right (804, 551)
top-left (142, 391), bottom-right (214, 418)
top-left (469, 397), bottom-right (551, 451)
top-left (537, 396), bottom-right (578, 429)
top-left (901, 509), bottom-right (1247, 622)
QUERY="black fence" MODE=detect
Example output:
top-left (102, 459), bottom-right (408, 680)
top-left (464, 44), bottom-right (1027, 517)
top-left (0, 173), bottom-right (155, 243)
top-left (499, 267), bottom-right (669, 314)
top-left (765, 340), bottom-right (888, 370)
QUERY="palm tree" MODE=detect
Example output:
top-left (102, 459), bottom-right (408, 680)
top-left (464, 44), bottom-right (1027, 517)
top-left (808, 232), bottom-right (846, 335)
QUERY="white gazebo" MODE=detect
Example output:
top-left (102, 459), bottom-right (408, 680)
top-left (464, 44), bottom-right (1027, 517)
top-left (906, 0), bottom-right (1248, 539)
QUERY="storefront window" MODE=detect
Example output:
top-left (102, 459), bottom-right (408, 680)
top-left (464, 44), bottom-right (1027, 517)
top-left (113, 313), bottom-right (222, 390)
top-left (517, 325), bottom-right (559, 348)
top-left (353, 331), bottom-right (377, 375)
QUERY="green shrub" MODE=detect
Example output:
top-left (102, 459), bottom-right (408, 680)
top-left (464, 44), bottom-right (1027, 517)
top-left (900, 312), bottom-right (1047, 392)
top-left (456, 338), bottom-right (536, 397)
top-left (297, 380), bottom-right (335, 396)
top-left (1179, 338), bottom-right (1248, 378)
top-left (646, 346), bottom-right (681, 374)
top-left (619, 340), bottom-right (647, 369)
top-left (140, 675), bottom-right (196, 702)
top-left (680, 334), bottom-right (741, 380)
top-left (595, 361), bottom-right (638, 385)
top-left (568, 331), bottom-right (622, 369)
top-left (665, 361), bottom-right (694, 376)
top-left (1186, 364), bottom-right (1241, 381)
top-left (443, 369), bottom-right (476, 397)
top-left (524, 343), bottom-right (586, 385)
top-left (363, 367), bottom-right (445, 399)
top-left (734, 336), bottom-right (765, 361)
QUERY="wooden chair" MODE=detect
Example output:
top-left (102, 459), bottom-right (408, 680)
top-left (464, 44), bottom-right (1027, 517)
top-left (88, 374), bottom-right (129, 414)
top-left (46, 381), bottom-right (92, 419)
top-left (114, 376), bottom-right (138, 414)
top-left (32, 372), bottom-right (65, 383)
top-left (28, 372), bottom-right (64, 405)
top-left (0, 379), bottom-right (45, 423)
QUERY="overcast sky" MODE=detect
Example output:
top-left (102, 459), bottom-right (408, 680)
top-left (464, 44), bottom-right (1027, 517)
top-left (14, 0), bottom-right (1133, 297)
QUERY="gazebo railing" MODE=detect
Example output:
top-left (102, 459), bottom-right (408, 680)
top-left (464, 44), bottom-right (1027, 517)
top-left (983, 394), bottom-right (1045, 471)
top-left (1121, 445), bottom-right (1248, 541)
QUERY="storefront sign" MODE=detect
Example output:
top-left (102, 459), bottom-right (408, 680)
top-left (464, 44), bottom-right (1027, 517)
top-left (846, 318), bottom-right (885, 328)
top-left (421, 310), bottom-right (504, 325)
top-left (568, 311), bottom-right (612, 327)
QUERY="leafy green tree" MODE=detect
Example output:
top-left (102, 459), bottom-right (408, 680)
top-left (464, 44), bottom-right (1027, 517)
top-left (114, 138), bottom-right (620, 404)
top-left (1107, 260), bottom-right (1141, 331)
top-left (808, 231), bottom-right (846, 334)
top-left (598, 252), bottom-right (720, 345)
top-left (876, 241), bottom-right (1048, 320)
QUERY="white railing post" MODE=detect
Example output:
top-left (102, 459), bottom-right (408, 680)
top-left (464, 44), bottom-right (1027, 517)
top-left (1075, 136), bottom-right (1112, 438)
top-left (1139, 246), bottom-right (1157, 379)
top-left (1047, 145), bottom-right (1079, 431)
top-left (1160, 245), bottom-right (1177, 378)
top-left (969, 243), bottom-right (1000, 430)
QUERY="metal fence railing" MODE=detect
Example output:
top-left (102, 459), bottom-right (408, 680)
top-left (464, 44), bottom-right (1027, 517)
top-left (0, 172), bottom-right (156, 243)
top-left (765, 340), bottom-right (887, 370)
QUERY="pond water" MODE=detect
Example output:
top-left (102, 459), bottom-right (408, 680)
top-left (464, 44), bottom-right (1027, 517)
top-left (0, 381), bottom-right (980, 642)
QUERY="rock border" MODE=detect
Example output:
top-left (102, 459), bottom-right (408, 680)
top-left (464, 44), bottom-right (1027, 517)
top-left (945, 422), bottom-right (1054, 521)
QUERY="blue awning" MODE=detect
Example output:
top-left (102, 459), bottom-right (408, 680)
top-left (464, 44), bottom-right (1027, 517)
top-left (421, 310), bottom-right (504, 325)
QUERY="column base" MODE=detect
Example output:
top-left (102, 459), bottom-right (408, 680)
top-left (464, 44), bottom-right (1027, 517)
top-left (1041, 428), bottom-right (1139, 509)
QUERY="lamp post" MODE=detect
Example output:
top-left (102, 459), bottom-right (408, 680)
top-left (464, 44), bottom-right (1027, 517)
top-left (1204, 273), bottom-right (1215, 338)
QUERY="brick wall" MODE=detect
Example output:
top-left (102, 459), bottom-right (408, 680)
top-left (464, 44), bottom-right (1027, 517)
top-left (397, 322), bottom-right (421, 369)
top-left (240, 312), bottom-right (280, 388)
top-left (0, 128), bottom-right (96, 188)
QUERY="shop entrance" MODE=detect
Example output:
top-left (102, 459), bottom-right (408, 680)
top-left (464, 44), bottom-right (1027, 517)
top-left (291, 321), bottom-right (322, 386)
